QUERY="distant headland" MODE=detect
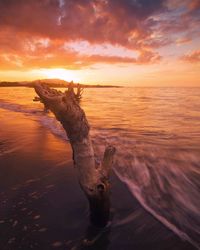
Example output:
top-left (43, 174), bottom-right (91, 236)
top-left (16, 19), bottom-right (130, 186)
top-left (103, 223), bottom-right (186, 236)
top-left (0, 79), bottom-right (122, 88)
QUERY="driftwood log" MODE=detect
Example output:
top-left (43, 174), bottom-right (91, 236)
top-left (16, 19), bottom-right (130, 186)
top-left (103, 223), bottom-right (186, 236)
top-left (34, 83), bottom-right (116, 227)
top-left (75, 84), bottom-right (84, 101)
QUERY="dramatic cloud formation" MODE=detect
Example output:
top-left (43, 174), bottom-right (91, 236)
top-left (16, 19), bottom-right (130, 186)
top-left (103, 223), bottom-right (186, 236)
top-left (0, 0), bottom-right (200, 84)
top-left (0, 0), bottom-right (167, 69)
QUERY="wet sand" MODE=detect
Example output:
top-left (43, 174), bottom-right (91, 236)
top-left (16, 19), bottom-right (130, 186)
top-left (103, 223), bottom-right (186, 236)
top-left (0, 110), bottom-right (196, 250)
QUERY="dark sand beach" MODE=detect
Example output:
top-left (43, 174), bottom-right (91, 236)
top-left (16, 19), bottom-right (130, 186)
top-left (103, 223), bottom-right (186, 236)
top-left (0, 108), bottom-right (196, 250)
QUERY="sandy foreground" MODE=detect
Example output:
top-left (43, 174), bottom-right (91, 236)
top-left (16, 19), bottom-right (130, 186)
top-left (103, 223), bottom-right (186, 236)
top-left (0, 109), bottom-right (195, 250)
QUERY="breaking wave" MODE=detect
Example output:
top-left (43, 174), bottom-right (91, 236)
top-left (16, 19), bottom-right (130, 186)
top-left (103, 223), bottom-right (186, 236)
top-left (0, 100), bottom-right (67, 141)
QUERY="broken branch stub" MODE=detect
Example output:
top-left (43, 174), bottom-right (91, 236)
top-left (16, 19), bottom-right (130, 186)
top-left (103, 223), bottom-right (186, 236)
top-left (34, 83), bottom-right (116, 227)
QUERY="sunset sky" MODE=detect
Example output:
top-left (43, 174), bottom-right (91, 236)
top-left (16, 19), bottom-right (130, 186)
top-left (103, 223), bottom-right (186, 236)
top-left (0, 0), bottom-right (200, 86)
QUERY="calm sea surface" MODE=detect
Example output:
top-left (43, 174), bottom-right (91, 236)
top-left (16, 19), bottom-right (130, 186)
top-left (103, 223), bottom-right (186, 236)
top-left (0, 87), bottom-right (200, 248)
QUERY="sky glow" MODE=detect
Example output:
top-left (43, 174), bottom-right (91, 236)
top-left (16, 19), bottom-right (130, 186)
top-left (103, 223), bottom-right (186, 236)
top-left (0, 0), bottom-right (200, 86)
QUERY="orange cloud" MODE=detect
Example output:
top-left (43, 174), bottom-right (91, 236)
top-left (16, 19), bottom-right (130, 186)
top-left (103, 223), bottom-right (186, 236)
top-left (189, 0), bottom-right (200, 11)
top-left (181, 49), bottom-right (200, 63)
top-left (175, 37), bottom-right (192, 45)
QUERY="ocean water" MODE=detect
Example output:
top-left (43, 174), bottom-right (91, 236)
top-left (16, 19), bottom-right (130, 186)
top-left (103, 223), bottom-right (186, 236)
top-left (0, 87), bottom-right (200, 249)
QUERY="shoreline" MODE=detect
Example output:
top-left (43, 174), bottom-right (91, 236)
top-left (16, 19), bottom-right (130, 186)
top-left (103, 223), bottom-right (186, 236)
top-left (0, 80), bottom-right (122, 89)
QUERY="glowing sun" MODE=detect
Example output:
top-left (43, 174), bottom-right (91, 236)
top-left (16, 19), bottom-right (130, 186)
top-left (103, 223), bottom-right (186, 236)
top-left (41, 68), bottom-right (80, 82)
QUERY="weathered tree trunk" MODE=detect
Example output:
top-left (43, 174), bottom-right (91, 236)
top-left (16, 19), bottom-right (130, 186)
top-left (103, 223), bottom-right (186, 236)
top-left (34, 83), bottom-right (116, 227)
top-left (75, 84), bottom-right (84, 102)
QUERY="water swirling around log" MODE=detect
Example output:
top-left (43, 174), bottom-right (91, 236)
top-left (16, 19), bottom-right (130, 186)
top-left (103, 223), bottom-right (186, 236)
top-left (0, 87), bottom-right (200, 249)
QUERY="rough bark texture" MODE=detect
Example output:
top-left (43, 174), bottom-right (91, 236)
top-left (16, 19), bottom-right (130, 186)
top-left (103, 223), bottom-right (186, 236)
top-left (34, 83), bottom-right (116, 227)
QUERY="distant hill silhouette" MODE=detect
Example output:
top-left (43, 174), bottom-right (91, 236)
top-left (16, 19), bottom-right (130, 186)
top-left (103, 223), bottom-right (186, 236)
top-left (0, 79), bottom-right (122, 88)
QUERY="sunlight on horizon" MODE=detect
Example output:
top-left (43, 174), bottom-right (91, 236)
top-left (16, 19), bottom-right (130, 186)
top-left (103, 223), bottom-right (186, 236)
top-left (39, 68), bottom-right (81, 82)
